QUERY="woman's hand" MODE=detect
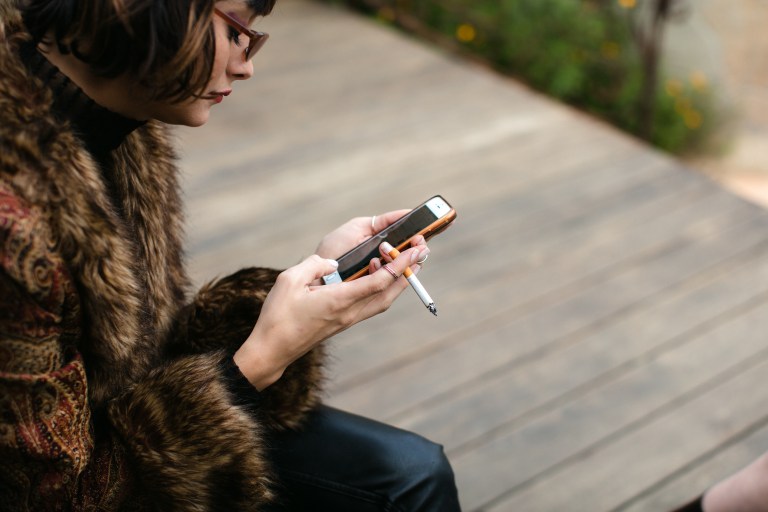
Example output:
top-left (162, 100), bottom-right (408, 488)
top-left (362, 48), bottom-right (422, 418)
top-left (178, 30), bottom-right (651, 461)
top-left (315, 209), bottom-right (409, 260)
top-left (314, 209), bottom-right (429, 280)
top-left (234, 213), bottom-right (430, 391)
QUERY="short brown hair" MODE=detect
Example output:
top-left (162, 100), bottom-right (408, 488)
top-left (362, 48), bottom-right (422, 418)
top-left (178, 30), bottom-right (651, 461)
top-left (21, 0), bottom-right (276, 102)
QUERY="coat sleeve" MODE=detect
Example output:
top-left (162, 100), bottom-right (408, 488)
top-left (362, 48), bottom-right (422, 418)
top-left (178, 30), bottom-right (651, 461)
top-left (166, 267), bottom-right (327, 431)
top-left (0, 193), bottom-right (276, 511)
top-left (106, 351), bottom-right (276, 510)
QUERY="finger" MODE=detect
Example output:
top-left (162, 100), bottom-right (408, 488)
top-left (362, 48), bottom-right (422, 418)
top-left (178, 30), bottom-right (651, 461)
top-left (342, 246), bottom-right (427, 318)
top-left (382, 244), bottom-right (423, 274)
top-left (357, 254), bottom-right (422, 315)
top-left (379, 241), bottom-right (428, 266)
top-left (292, 255), bottom-right (340, 285)
top-left (409, 236), bottom-right (430, 260)
top-left (379, 243), bottom-right (394, 263)
top-left (344, 249), bottom-right (415, 302)
top-left (371, 209), bottom-right (411, 233)
top-left (410, 234), bottom-right (427, 248)
top-left (368, 257), bottom-right (382, 274)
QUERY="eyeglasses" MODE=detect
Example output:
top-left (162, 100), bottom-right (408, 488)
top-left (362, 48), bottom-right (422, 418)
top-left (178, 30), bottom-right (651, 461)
top-left (214, 8), bottom-right (269, 61)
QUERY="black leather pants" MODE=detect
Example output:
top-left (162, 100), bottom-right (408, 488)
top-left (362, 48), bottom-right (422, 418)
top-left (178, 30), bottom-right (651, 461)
top-left (265, 406), bottom-right (462, 511)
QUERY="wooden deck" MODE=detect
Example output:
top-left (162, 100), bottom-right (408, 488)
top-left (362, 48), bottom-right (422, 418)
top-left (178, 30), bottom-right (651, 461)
top-left (177, 1), bottom-right (768, 510)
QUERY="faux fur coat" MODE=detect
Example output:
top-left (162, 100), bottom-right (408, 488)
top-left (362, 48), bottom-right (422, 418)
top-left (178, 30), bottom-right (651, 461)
top-left (0, 4), bottom-right (325, 511)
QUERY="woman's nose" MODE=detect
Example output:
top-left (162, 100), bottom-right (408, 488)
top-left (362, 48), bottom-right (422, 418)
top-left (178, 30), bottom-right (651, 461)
top-left (229, 57), bottom-right (254, 81)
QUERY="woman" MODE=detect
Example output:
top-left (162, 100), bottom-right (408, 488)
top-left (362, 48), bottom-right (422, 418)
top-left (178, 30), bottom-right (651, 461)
top-left (0, 0), bottom-right (461, 510)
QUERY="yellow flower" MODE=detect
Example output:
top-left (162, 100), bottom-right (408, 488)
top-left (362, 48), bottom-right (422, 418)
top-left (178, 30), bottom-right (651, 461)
top-left (665, 79), bottom-right (683, 97)
top-left (456, 23), bottom-right (477, 43)
top-left (689, 71), bottom-right (709, 90)
top-left (684, 109), bottom-right (703, 130)
top-left (618, 0), bottom-right (637, 8)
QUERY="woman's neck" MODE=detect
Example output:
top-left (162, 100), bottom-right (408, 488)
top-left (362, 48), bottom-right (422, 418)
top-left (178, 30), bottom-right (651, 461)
top-left (38, 41), bottom-right (150, 122)
top-left (19, 39), bottom-right (148, 167)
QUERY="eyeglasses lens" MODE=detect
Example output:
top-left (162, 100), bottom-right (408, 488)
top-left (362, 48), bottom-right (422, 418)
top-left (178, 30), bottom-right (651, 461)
top-left (214, 8), bottom-right (269, 62)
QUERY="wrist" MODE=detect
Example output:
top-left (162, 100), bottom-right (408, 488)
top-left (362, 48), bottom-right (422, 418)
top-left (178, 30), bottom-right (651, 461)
top-left (233, 334), bottom-right (285, 391)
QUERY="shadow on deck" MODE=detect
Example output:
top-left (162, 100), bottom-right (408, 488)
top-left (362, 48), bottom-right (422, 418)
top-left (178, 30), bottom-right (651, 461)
top-left (178, 1), bottom-right (768, 510)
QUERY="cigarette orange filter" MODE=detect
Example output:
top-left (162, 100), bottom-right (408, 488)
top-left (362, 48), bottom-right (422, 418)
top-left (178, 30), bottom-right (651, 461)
top-left (382, 242), bottom-right (437, 316)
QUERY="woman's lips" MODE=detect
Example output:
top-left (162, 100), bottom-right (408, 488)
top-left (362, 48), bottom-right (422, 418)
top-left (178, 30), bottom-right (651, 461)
top-left (205, 90), bottom-right (232, 103)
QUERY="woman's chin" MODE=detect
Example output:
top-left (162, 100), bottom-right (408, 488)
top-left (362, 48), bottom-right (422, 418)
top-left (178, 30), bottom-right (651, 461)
top-left (154, 105), bottom-right (211, 127)
top-left (176, 111), bottom-right (210, 128)
top-left (182, 115), bottom-right (210, 128)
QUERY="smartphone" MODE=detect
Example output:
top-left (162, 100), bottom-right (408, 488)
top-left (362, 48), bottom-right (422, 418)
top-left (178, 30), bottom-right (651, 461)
top-left (322, 195), bottom-right (456, 284)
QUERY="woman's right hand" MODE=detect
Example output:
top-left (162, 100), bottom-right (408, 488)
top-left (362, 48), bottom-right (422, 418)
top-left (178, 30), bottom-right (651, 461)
top-left (233, 246), bottom-right (427, 390)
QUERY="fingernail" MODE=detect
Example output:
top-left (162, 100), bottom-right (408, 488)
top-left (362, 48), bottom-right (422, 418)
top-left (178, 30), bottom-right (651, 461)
top-left (381, 242), bottom-right (394, 253)
top-left (327, 259), bottom-right (339, 268)
top-left (411, 248), bottom-right (430, 263)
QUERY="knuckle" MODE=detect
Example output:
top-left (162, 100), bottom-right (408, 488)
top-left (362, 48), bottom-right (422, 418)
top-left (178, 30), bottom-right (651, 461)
top-left (329, 296), bottom-right (345, 314)
top-left (327, 300), bottom-right (352, 326)
top-left (340, 311), bottom-right (356, 327)
top-left (372, 276), bottom-right (390, 294)
top-left (276, 268), bottom-right (299, 286)
top-left (327, 298), bottom-right (350, 321)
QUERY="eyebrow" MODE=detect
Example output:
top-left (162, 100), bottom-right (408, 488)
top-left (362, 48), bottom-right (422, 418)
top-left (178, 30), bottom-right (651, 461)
top-left (221, 3), bottom-right (260, 24)
top-left (224, 10), bottom-right (250, 25)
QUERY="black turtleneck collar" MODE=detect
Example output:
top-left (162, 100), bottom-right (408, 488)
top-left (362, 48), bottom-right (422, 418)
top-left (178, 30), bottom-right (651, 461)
top-left (17, 41), bottom-right (146, 165)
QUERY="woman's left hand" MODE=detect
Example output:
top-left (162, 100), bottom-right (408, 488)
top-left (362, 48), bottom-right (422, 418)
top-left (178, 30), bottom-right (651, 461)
top-left (316, 209), bottom-right (424, 271)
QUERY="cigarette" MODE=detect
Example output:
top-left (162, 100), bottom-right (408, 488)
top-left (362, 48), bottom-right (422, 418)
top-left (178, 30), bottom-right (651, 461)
top-left (382, 242), bottom-right (437, 316)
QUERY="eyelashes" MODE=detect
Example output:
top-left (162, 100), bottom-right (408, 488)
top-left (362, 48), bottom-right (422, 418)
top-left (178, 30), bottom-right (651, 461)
top-left (227, 26), bottom-right (243, 46)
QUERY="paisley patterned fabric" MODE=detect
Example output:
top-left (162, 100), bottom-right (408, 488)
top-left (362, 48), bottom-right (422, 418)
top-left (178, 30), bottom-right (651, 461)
top-left (0, 187), bottom-right (134, 511)
top-left (0, 190), bottom-right (73, 374)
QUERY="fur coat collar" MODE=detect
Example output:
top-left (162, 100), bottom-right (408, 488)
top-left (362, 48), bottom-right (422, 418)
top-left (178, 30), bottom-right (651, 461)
top-left (0, 5), bottom-right (188, 406)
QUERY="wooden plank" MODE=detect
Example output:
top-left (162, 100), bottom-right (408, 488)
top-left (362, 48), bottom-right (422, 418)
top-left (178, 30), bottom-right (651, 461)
top-left (395, 244), bottom-right (768, 452)
top-left (618, 420), bottom-right (768, 511)
top-left (480, 309), bottom-right (768, 511)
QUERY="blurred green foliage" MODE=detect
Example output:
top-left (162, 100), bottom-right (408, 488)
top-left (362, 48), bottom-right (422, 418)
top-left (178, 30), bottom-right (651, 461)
top-left (322, 0), bottom-right (722, 155)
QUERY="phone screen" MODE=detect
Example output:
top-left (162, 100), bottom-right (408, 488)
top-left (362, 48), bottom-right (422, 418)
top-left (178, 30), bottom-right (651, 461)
top-left (336, 204), bottom-right (442, 281)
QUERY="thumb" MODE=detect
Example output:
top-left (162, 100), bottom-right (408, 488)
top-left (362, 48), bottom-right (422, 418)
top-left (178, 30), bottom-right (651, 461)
top-left (300, 254), bottom-right (340, 283)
